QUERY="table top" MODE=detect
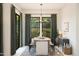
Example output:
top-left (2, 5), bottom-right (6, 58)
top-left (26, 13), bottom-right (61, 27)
top-left (30, 36), bottom-right (53, 45)
top-left (32, 36), bottom-right (50, 40)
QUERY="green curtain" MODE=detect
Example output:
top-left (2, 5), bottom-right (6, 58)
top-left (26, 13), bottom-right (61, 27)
top-left (51, 14), bottom-right (58, 46)
top-left (25, 14), bottom-right (31, 45)
top-left (0, 3), bottom-right (3, 56)
top-left (11, 5), bottom-right (16, 55)
top-left (20, 13), bottom-right (23, 47)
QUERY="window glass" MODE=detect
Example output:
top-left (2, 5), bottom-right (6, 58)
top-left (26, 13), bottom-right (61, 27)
top-left (15, 14), bottom-right (20, 49)
top-left (42, 17), bottom-right (51, 38)
top-left (30, 17), bottom-right (51, 38)
top-left (30, 17), bottom-right (40, 38)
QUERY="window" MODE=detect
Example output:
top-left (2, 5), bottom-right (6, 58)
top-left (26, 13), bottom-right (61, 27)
top-left (30, 17), bottom-right (40, 38)
top-left (42, 17), bottom-right (51, 38)
top-left (30, 17), bottom-right (51, 38)
top-left (15, 14), bottom-right (20, 49)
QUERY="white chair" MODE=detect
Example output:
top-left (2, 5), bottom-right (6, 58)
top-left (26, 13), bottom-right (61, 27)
top-left (14, 46), bottom-right (30, 56)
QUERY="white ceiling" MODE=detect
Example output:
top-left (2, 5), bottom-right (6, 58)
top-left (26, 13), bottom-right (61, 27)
top-left (14, 3), bottom-right (66, 10)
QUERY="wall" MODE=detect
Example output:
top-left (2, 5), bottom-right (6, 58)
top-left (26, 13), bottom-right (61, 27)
top-left (3, 3), bottom-right (11, 56)
top-left (57, 9), bottom-right (62, 32)
top-left (76, 4), bottom-right (79, 55)
top-left (61, 4), bottom-right (77, 55)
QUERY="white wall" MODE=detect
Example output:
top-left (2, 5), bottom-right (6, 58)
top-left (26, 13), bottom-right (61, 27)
top-left (3, 3), bottom-right (11, 56)
top-left (76, 4), bottom-right (79, 55)
top-left (61, 4), bottom-right (77, 55)
top-left (57, 9), bottom-right (62, 32)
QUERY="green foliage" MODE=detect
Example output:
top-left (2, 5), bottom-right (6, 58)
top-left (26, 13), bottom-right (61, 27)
top-left (42, 28), bottom-right (51, 38)
top-left (31, 17), bottom-right (51, 38)
top-left (31, 28), bottom-right (40, 38)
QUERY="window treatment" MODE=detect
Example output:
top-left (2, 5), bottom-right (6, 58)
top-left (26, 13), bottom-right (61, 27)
top-left (25, 14), bottom-right (31, 45)
top-left (11, 5), bottom-right (16, 55)
top-left (0, 3), bottom-right (3, 56)
top-left (51, 14), bottom-right (58, 46)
